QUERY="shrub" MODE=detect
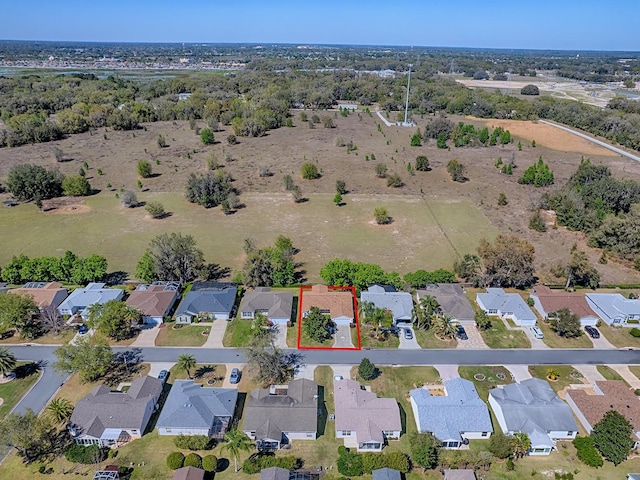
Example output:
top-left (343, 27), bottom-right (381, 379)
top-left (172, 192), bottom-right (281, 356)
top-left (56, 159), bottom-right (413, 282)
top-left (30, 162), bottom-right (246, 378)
top-left (322, 116), bottom-right (335, 128)
top-left (301, 163), bottom-right (319, 180)
top-left (157, 134), bottom-right (166, 147)
top-left (174, 434), bottom-right (212, 450)
top-left (337, 449), bottom-right (364, 476)
top-left (283, 174), bottom-right (295, 191)
top-left (258, 166), bottom-right (272, 177)
top-left (373, 207), bottom-right (391, 225)
top-left (120, 190), bottom-right (138, 208)
top-left (336, 180), bottom-right (347, 194)
top-left (299, 112), bottom-right (308, 122)
top-left (137, 160), bottom-right (152, 178)
top-left (62, 175), bottom-right (91, 196)
top-left (242, 455), bottom-right (300, 474)
top-left (630, 328), bottom-right (640, 338)
top-left (311, 114), bottom-right (320, 124)
top-left (386, 173), bottom-right (403, 188)
top-left (374, 163), bottom-right (388, 178)
top-left (167, 452), bottom-right (185, 470)
top-left (64, 444), bottom-right (105, 464)
top-left (415, 155), bottom-right (430, 171)
top-left (184, 453), bottom-right (203, 469)
top-left (521, 84), bottom-right (540, 95)
top-left (335, 136), bottom-right (346, 147)
top-left (227, 134), bottom-right (237, 145)
top-left (572, 436), bottom-right (603, 467)
top-left (202, 454), bottom-right (218, 472)
top-left (145, 201), bottom-right (165, 219)
top-left (447, 159), bottom-right (466, 182)
top-left (358, 357), bottom-right (377, 380)
top-left (7, 163), bottom-right (64, 202)
top-left (498, 192), bottom-right (508, 206)
top-left (410, 131), bottom-right (422, 146)
top-left (519, 156), bottom-right (554, 187)
top-left (200, 128), bottom-right (215, 145)
top-left (529, 211), bottom-right (547, 232)
top-left (489, 431), bottom-right (512, 459)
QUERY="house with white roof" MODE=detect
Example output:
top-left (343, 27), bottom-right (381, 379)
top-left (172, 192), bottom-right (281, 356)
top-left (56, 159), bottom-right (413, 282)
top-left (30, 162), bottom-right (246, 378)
top-left (360, 285), bottom-right (413, 325)
top-left (489, 378), bottom-right (578, 455)
top-left (58, 283), bottom-right (125, 319)
top-left (410, 378), bottom-right (493, 448)
top-left (585, 293), bottom-right (640, 326)
top-left (476, 288), bottom-right (537, 326)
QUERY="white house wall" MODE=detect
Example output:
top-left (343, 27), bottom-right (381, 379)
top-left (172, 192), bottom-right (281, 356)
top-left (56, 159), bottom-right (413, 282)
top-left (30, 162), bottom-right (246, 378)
top-left (285, 431), bottom-right (317, 440)
top-left (564, 394), bottom-right (594, 434)
top-left (488, 395), bottom-right (509, 434)
top-left (158, 427), bottom-right (210, 436)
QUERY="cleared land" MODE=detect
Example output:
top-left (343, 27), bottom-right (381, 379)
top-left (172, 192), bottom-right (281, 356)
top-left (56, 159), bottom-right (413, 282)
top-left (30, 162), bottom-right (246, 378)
top-left (1, 110), bottom-right (639, 284)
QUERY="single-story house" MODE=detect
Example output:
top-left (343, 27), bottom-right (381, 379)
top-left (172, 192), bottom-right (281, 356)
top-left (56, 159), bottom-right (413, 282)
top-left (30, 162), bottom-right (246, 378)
top-left (585, 293), bottom-right (640, 326)
top-left (360, 285), bottom-right (413, 325)
top-left (565, 381), bottom-right (640, 448)
top-left (627, 475), bottom-right (640, 480)
top-left (530, 286), bottom-right (598, 326)
top-left (125, 281), bottom-right (180, 325)
top-left (410, 378), bottom-right (493, 448)
top-left (417, 284), bottom-right (475, 324)
top-left (157, 380), bottom-right (238, 438)
top-left (301, 284), bottom-right (354, 325)
top-left (0, 282), bottom-right (9, 294)
top-left (175, 282), bottom-right (237, 323)
top-left (8, 281), bottom-right (69, 310)
top-left (372, 468), bottom-right (401, 480)
top-left (489, 378), bottom-right (578, 455)
top-left (476, 288), bottom-right (537, 327)
top-left (239, 287), bottom-right (293, 325)
top-left (173, 466), bottom-right (205, 480)
top-left (334, 379), bottom-right (401, 452)
top-left (68, 375), bottom-right (162, 447)
top-left (243, 379), bottom-right (318, 450)
top-left (260, 467), bottom-right (318, 480)
top-left (92, 466), bottom-right (120, 480)
top-left (443, 470), bottom-right (476, 480)
top-left (58, 283), bottom-right (125, 319)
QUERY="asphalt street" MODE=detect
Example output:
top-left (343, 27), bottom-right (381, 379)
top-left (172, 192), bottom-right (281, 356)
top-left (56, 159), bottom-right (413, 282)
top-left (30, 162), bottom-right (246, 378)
top-left (7, 344), bottom-right (640, 417)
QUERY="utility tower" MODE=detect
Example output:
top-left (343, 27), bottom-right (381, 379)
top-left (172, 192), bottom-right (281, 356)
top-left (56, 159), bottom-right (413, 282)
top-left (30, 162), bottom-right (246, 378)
top-left (402, 64), bottom-right (415, 127)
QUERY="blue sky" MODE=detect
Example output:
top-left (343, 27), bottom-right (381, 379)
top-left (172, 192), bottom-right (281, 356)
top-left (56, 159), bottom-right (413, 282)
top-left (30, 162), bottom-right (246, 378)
top-left (1, 0), bottom-right (639, 51)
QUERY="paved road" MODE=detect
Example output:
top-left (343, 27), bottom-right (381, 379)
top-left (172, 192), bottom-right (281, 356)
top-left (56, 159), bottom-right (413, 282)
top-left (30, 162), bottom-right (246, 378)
top-left (7, 344), bottom-right (640, 418)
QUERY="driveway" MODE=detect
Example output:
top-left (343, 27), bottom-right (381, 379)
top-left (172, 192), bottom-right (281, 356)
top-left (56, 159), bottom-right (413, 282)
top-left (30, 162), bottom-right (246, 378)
top-left (608, 366), bottom-right (640, 389)
top-left (131, 325), bottom-right (160, 347)
top-left (398, 326), bottom-right (420, 350)
top-left (588, 329), bottom-right (616, 349)
top-left (273, 324), bottom-right (288, 349)
top-left (294, 364), bottom-right (317, 380)
top-left (456, 325), bottom-right (489, 350)
top-left (148, 362), bottom-right (175, 378)
top-left (505, 365), bottom-right (532, 382)
top-left (221, 363), bottom-right (243, 388)
top-left (202, 319), bottom-right (228, 348)
top-left (523, 325), bottom-right (550, 349)
top-left (436, 365), bottom-right (459, 381)
top-left (334, 324), bottom-right (354, 348)
top-left (572, 365), bottom-right (606, 384)
top-left (331, 365), bottom-right (353, 380)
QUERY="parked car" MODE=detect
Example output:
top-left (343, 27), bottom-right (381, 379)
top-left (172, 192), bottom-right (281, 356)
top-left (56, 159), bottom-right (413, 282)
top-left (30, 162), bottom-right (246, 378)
top-left (456, 325), bottom-right (468, 340)
top-left (333, 375), bottom-right (344, 381)
top-left (585, 326), bottom-right (600, 339)
top-left (229, 368), bottom-right (241, 384)
top-left (157, 370), bottom-right (169, 384)
top-left (530, 326), bottom-right (544, 339)
top-left (77, 324), bottom-right (89, 335)
top-left (404, 328), bottom-right (413, 340)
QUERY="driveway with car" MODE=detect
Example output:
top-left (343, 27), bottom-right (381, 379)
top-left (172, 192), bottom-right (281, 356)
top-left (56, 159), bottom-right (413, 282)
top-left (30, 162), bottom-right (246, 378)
top-left (399, 326), bottom-right (420, 350)
top-left (456, 325), bottom-right (489, 350)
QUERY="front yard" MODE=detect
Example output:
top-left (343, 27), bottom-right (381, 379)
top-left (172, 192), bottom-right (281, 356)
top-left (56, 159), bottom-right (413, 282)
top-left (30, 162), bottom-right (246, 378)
top-left (598, 322), bottom-right (640, 348)
top-left (536, 318), bottom-right (593, 348)
top-left (0, 362), bottom-right (41, 417)
top-left (414, 328), bottom-right (457, 349)
top-left (479, 317), bottom-right (531, 349)
top-left (222, 318), bottom-right (253, 347)
top-left (154, 322), bottom-right (209, 347)
top-left (359, 324), bottom-right (399, 348)
top-left (528, 365), bottom-right (585, 393)
top-left (458, 365), bottom-right (512, 401)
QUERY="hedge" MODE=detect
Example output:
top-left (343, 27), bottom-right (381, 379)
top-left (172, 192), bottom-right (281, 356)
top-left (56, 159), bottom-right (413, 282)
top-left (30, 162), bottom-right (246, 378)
top-left (184, 453), bottom-right (203, 469)
top-left (174, 434), bottom-right (213, 450)
top-left (166, 452), bottom-right (185, 470)
top-left (202, 455), bottom-right (218, 473)
top-left (573, 436), bottom-right (603, 468)
top-left (64, 444), bottom-right (105, 464)
top-left (242, 454), bottom-right (301, 474)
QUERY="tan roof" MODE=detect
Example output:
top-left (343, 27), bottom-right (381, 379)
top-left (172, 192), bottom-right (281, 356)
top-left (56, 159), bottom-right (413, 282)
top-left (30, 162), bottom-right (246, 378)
top-left (301, 285), bottom-right (354, 320)
top-left (173, 466), bottom-right (205, 480)
top-left (126, 284), bottom-right (177, 317)
top-left (334, 379), bottom-right (401, 442)
top-left (567, 381), bottom-right (640, 438)
top-left (533, 285), bottom-right (599, 319)
top-left (8, 282), bottom-right (68, 308)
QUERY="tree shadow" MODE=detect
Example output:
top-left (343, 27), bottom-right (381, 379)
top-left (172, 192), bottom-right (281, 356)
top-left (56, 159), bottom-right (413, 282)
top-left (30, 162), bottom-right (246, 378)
top-left (200, 263), bottom-right (231, 281)
top-left (103, 270), bottom-right (128, 285)
top-left (88, 188), bottom-right (102, 196)
top-left (14, 362), bottom-right (40, 379)
top-left (217, 458), bottom-right (230, 473)
top-left (102, 349), bottom-right (144, 386)
top-left (316, 385), bottom-right (327, 437)
top-left (194, 365), bottom-right (216, 379)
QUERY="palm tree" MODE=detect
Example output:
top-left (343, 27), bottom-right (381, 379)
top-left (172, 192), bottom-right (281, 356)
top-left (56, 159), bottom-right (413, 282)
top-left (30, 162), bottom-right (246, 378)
top-left (433, 314), bottom-right (457, 340)
top-left (0, 347), bottom-right (17, 379)
top-left (46, 398), bottom-right (74, 424)
top-left (510, 431), bottom-right (531, 460)
top-left (221, 428), bottom-right (254, 472)
top-left (177, 353), bottom-right (196, 379)
top-left (421, 295), bottom-right (440, 316)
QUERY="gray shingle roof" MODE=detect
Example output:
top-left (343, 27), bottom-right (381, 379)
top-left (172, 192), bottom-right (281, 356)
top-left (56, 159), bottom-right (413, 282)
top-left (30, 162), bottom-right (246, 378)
top-left (418, 284), bottom-right (475, 322)
top-left (175, 285), bottom-right (237, 317)
top-left (69, 376), bottom-right (162, 437)
top-left (489, 378), bottom-right (578, 441)
top-left (411, 378), bottom-right (492, 442)
top-left (477, 288), bottom-right (536, 323)
top-left (243, 379), bottom-right (318, 439)
top-left (240, 288), bottom-right (293, 319)
top-left (361, 286), bottom-right (413, 321)
top-left (585, 293), bottom-right (640, 324)
top-left (260, 467), bottom-right (290, 480)
top-left (372, 468), bottom-right (401, 480)
top-left (157, 381), bottom-right (238, 430)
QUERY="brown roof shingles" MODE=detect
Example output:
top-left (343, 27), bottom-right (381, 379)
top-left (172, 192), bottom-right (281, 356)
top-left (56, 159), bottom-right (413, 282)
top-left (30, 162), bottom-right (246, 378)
top-left (8, 282), bottom-right (68, 308)
top-left (301, 285), bottom-right (354, 320)
top-left (532, 285), bottom-right (599, 320)
top-left (126, 285), bottom-right (177, 317)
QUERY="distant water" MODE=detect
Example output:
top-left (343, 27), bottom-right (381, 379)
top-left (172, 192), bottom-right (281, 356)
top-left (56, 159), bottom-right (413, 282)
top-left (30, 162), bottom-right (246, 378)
top-left (613, 90), bottom-right (639, 98)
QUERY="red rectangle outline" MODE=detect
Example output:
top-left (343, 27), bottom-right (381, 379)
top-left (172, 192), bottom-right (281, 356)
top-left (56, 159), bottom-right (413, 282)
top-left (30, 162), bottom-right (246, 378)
top-left (297, 285), bottom-right (361, 350)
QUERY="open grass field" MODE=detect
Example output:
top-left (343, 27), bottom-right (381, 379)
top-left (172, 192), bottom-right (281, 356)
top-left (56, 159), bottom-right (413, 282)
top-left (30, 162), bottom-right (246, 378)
top-left (1, 110), bottom-right (639, 285)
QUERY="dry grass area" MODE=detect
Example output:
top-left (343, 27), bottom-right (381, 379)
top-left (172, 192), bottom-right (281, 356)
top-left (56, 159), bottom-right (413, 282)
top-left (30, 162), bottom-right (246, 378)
top-left (1, 112), bottom-right (639, 285)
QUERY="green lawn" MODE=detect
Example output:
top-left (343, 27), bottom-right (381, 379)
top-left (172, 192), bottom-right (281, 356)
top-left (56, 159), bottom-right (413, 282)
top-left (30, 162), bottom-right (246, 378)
top-left (458, 365), bottom-right (512, 400)
top-left (536, 319), bottom-right (593, 348)
top-left (597, 323), bottom-right (640, 348)
top-left (0, 362), bottom-right (41, 417)
top-left (222, 318), bottom-right (253, 347)
top-left (154, 322), bottom-right (209, 346)
top-left (479, 317), bottom-right (531, 349)
top-left (528, 365), bottom-right (584, 393)
top-left (0, 192), bottom-right (497, 283)
top-left (0, 328), bottom-right (76, 346)
top-left (414, 328), bottom-right (457, 349)
top-left (168, 363), bottom-right (226, 386)
top-left (359, 324), bottom-right (399, 348)
top-left (629, 366), bottom-right (640, 381)
top-left (596, 365), bottom-right (627, 384)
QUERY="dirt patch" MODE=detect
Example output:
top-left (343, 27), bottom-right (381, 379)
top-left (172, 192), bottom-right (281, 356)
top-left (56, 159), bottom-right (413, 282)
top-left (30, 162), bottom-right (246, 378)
top-left (468, 117), bottom-right (617, 157)
top-left (42, 197), bottom-right (91, 215)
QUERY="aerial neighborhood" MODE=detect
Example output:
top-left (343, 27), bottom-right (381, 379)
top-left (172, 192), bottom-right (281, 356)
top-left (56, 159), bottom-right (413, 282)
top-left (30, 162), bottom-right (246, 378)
top-left (1, 37), bottom-right (640, 480)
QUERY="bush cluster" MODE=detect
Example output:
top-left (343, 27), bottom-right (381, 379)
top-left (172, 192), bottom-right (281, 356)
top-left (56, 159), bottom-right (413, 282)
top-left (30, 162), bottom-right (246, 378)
top-left (572, 436), bottom-right (604, 467)
top-left (64, 444), bottom-right (105, 464)
top-left (242, 454), bottom-right (301, 474)
top-left (336, 447), bottom-right (410, 476)
top-left (166, 451), bottom-right (185, 470)
top-left (173, 434), bottom-right (213, 450)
